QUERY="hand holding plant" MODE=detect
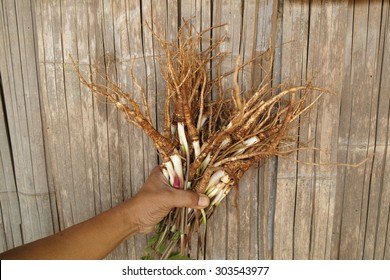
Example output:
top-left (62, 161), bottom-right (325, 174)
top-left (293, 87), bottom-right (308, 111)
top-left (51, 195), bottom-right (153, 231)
top-left (74, 20), bottom-right (325, 259)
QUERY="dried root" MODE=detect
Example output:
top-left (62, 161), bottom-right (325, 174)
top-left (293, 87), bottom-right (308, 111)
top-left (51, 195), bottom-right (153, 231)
top-left (74, 19), bottom-right (327, 259)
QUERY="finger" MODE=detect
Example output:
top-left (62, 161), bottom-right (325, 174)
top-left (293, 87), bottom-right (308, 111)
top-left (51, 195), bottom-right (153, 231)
top-left (168, 189), bottom-right (210, 209)
top-left (143, 166), bottom-right (170, 190)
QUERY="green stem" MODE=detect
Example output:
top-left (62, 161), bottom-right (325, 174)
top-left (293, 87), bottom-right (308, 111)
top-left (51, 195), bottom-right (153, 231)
top-left (180, 131), bottom-right (191, 255)
top-left (160, 239), bottom-right (177, 260)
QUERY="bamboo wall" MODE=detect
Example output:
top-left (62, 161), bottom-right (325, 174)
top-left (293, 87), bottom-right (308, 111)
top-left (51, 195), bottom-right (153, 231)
top-left (0, 0), bottom-right (389, 260)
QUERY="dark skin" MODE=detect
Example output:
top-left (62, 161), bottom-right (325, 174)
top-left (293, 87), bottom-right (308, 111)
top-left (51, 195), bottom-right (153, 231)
top-left (0, 167), bottom-right (210, 260)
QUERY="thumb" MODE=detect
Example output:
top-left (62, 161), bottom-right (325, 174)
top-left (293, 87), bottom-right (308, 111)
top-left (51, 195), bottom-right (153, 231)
top-left (169, 189), bottom-right (210, 209)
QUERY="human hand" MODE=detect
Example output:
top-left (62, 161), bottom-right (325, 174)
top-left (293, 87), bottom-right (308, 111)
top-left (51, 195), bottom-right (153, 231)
top-left (125, 166), bottom-right (210, 234)
top-left (0, 166), bottom-right (209, 260)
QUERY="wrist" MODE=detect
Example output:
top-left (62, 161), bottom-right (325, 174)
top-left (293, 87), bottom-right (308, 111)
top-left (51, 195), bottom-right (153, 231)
top-left (117, 198), bottom-right (142, 237)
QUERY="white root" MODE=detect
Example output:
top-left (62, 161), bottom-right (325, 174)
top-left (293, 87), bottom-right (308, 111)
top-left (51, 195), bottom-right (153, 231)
top-left (162, 168), bottom-right (170, 181)
top-left (177, 122), bottom-right (189, 155)
top-left (234, 136), bottom-right (260, 156)
top-left (206, 182), bottom-right (224, 197)
top-left (208, 170), bottom-right (226, 188)
top-left (199, 153), bottom-right (211, 173)
top-left (170, 153), bottom-right (184, 188)
top-left (193, 140), bottom-right (201, 158)
top-left (163, 161), bottom-right (176, 186)
top-left (198, 115), bottom-right (208, 130)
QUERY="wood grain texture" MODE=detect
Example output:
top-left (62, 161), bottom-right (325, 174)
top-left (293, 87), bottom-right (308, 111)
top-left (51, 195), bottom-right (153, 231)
top-left (275, 0), bottom-right (310, 260)
top-left (0, 75), bottom-right (22, 252)
top-left (337, 0), bottom-right (388, 260)
top-left (0, 0), bottom-right (389, 260)
top-left (0, 0), bottom-right (54, 247)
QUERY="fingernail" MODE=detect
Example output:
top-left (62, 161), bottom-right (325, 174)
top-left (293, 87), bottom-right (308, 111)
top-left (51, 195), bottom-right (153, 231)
top-left (198, 194), bottom-right (210, 207)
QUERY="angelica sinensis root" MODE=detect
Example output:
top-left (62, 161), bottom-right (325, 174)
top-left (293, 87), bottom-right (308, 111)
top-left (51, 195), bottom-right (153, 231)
top-left (75, 19), bottom-right (326, 259)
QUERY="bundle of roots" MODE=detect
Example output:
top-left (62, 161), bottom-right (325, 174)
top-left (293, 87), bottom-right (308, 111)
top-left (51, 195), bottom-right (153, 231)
top-left (75, 20), bottom-right (324, 259)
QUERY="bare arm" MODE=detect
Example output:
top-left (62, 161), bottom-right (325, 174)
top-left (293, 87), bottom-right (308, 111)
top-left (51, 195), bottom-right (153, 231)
top-left (0, 167), bottom-right (209, 260)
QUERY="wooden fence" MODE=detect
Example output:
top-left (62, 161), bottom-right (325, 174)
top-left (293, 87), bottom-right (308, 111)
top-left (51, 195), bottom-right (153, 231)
top-left (0, 0), bottom-right (389, 259)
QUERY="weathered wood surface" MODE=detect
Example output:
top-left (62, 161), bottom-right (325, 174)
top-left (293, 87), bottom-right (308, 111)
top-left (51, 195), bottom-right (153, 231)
top-left (0, 0), bottom-right (389, 259)
top-left (0, 0), bottom-right (57, 253)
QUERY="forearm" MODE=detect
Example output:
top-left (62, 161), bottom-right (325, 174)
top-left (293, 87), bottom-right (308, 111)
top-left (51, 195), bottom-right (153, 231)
top-left (0, 201), bottom-right (138, 260)
top-left (0, 167), bottom-right (208, 260)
